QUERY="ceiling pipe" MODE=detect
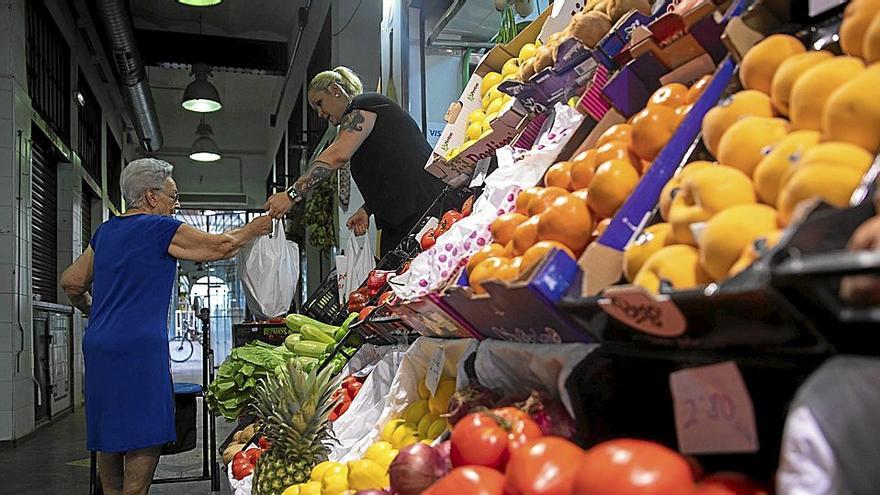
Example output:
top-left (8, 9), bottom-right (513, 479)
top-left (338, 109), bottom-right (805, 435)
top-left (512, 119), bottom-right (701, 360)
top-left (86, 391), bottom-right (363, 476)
top-left (96, 0), bottom-right (164, 152)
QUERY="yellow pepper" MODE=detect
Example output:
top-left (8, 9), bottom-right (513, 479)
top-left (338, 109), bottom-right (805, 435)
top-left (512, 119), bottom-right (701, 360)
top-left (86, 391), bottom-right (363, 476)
top-left (347, 459), bottom-right (390, 491)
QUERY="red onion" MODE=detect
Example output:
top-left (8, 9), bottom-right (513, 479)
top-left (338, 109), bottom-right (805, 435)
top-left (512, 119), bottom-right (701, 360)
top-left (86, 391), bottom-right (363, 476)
top-left (354, 491), bottom-right (391, 495)
top-left (444, 385), bottom-right (500, 425)
top-left (434, 441), bottom-right (452, 475)
top-left (389, 443), bottom-right (446, 495)
top-left (519, 390), bottom-right (578, 439)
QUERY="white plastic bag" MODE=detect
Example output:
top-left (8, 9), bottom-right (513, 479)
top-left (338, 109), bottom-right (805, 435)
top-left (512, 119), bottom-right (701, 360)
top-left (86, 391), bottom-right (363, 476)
top-left (239, 219), bottom-right (299, 319)
top-left (337, 232), bottom-right (376, 304)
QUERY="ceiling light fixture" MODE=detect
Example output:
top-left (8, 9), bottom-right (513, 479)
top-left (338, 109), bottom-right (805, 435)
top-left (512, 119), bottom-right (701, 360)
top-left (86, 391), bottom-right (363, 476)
top-left (181, 63), bottom-right (222, 113)
top-left (189, 118), bottom-right (221, 162)
top-left (177, 0), bottom-right (222, 6)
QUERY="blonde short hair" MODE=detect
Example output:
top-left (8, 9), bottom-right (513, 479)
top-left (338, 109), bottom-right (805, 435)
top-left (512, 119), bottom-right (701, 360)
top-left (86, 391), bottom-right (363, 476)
top-left (308, 66), bottom-right (364, 97)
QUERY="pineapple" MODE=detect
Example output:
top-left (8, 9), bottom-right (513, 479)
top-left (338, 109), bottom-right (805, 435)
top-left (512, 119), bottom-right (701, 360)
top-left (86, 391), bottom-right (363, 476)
top-left (251, 359), bottom-right (340, 495)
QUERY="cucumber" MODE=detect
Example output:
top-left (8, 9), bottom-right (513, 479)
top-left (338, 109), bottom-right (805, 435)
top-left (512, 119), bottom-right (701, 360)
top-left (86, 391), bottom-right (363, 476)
top-left (283, 333), bottom-right (302, 352)
top-left (285, 313), bottom-right (339, 334)
top-left (292, 341), bottom-right (332, 358)
top-left (300, 324), bottom-right (336, 344)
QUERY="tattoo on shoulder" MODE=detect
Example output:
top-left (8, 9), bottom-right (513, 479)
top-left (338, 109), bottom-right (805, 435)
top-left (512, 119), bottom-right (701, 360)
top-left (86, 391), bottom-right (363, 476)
top-left (340, 110), bottom-right (366, 133)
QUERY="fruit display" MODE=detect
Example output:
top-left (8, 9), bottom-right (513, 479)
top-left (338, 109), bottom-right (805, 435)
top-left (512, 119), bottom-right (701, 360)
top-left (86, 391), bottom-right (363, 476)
top-left (466, 77), bottom-right (711, 294)
top-left (348, 271), bottom-right (393, 314)
top-left (625, 33), bottom-right (878, 295)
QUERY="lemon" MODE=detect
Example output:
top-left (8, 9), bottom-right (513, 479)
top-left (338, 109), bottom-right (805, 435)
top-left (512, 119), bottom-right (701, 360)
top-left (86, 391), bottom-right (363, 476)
top-left (348, 459), bottom-right (390, 491)
top-left (502, 58), bottom-right (520, 77)
top-left (568, 96), bottom-right (579, 108)
top-left (381, 419), bottom-right (405, 442)
top-left (321, 472), bottom-right (349, 495)
top-left (391, 423), bottom-right (418, 448)
top-left (363, 441), bottom-right (394, 462)
top-left (467, 109), bottom-right (486, 125)
top-left (418, 413), bottom-right (440, 438)
top-left (418, 379), bottom-right (431, 400)
top-left (519, 42), bottom-right (537, 61)
top-left (281, 484), bottom-right (301, 495)
top-left (480, 72), bottom-right (503, 96)
top-left (321, 463), bottom-right (348, 481)
top-left (310, 461), bottom-right (340, 482)
top-left (299, 481), bottom-right (322, 495)
top-left (466, 121), bottom-right (483, 141)
top-left (427, 417), bottom-right (448, 439)
top-left (374, 448), bottom-right (398, 470)
top-left (428, 379), bottom-right (457, 415)
top-left (486, 97), bottom-right (504, 116)
top-left (397, 431), bottom-right (420, 448)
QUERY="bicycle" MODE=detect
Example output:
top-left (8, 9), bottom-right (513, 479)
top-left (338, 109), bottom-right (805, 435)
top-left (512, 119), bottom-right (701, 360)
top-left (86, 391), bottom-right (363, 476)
top-left (169, 320), bottom-right (203, 363)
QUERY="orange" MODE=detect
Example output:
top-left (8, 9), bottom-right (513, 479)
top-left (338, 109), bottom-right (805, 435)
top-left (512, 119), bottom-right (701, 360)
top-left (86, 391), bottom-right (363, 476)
top-left (699, 204), bottom-right (779, 280)
top-left (588, 160), bottom-right (640, 218)
top-left (467, 243), bottom-right (506, 273)
top-left (770, 51), bottom-right (834, 117)
top-left (468, 256), bottom-right (520, 295)
top-left (630, 105), bottom-right (678, 161)
top-left (789, 56), bottom-right (866, 131)
top-left (503, 240), bottom-right (516, 258)
top-left (639, 159), bottom-right (653, 174)
top-left (515, 186), bottom-right (542, 215)
top-left (716, 116), bottom-right (790, 177)
top-left (595, 140), bottom-right (639, 167)
top-left (544, 161), bottom-right (574, 191)
top-left (658, 161), bottom-right (716, 221)
top-left (623, 222), bottom-right (672, 282)
top-left (674, 104), bottom-right (692, 126)
top-left (570, 149), bottom-right (599, 190)
top-left (571, 188), bottom-right (590, 209)
top-left (647, 82), bottom-right (688, 109)
top-left (490, 212), bottom-right (528, 245)
top-left (839, 0), bottom-right (880, 58)
top-left (511, 215), bottom-right (541, 255)
top-left (596, 124), bottom-right (633, 147)
top-left (739, 34), bottom-right (805, 95)
top-left (685, 74), bottom-right (712, 105)
top-left (592, 218), bottom-right (611, 240)
top-left (701, 90), bottom-right (775, 158)
top-left (537, 195), bottom-right (593, 253)
top-left (527, 186), bottom-right (570, 216)
top-left (520, 241), bottom-right (576, 275)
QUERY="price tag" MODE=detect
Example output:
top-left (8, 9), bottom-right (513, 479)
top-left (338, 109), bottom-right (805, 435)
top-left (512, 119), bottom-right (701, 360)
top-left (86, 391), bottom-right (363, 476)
top-left (598, 286), bottom-right (687, 337)
top-left (669, 361), bottom-right (759, 455)
top-left (425, 347), bottom-right (446, 396)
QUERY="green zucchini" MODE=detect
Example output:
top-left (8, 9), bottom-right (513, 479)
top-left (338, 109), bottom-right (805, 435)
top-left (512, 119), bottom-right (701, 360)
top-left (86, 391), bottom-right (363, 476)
top-left (285, 313), bottom-right (339, 334)
top-left (334, 313), bottom-right (359, 342)
top-left (292, 340), bottom-right (332, 358)
top-left (300, 324), bottom-right (336, 344)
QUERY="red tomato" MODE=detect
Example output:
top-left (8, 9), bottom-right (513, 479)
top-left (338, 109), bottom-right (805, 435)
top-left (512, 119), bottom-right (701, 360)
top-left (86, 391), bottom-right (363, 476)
top-left (257, 436), bottom-right (269, 450)
top-left (421, 229), bottom-right (437, 250)
top-left (505, 437), bottom-right (585, 495)
top-left (245, 448), bottom-right (262, 464)
top-left (441, 210), bottom-right (464, 231)
top-left (232, 458), bottom-right (254, 479)
top-left (693, 473), bottom-right (768, 495)
top-left (329, 410), bottom-right (339, 421)
top-left (450, 410), bottom-right (543, 471)
top-left (425, 466), bottom-right (505, 495)
top-left (358, 306), bottom-right (375, 321)
top-left (377, 290), bottom-right (397, 306)
top-left (337, 400), bottom-right (351, 416)
top-left (346, 381), bottom-right (363, 397)
top-left (233, 450), bottom-right (248, 463)
top-left (461, 195), bottom-right (475, 217)
top-left (573, 439), bottom-right (695, 495)
top-left (342, 375), bottom-right (358, 389)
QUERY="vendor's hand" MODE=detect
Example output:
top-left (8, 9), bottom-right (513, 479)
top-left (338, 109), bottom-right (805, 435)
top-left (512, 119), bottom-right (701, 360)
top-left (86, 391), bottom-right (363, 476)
top-left (346, 208), bottom-right (369, 236)
top-left (840, 215), bottom-right (880, 306)
top-left (264, 192), bottom-right (294, 219)
top-left (248, 215), bottom-right (275, 236)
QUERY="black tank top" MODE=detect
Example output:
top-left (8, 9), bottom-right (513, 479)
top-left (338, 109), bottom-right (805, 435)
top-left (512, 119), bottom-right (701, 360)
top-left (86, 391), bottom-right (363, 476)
top-left (345, 93), bottom-right (446, 231)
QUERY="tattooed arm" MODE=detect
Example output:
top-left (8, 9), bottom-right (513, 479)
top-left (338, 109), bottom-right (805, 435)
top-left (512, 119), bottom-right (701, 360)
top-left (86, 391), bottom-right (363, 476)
top-left (264, 109), bottom-right (377, 218)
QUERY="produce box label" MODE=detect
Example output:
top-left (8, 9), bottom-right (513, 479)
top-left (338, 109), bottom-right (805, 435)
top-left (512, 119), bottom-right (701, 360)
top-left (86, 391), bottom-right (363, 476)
top-left (670, 361), bottom-right (759, 455)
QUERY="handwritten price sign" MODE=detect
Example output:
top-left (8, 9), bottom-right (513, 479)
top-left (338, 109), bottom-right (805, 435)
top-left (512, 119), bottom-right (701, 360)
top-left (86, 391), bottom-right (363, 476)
top-left (598, 287), bottom-right (687, 337)
top-left (670, 361), bottom-right (759, 455)
top-left (425, 347), bottom-right (446, 396)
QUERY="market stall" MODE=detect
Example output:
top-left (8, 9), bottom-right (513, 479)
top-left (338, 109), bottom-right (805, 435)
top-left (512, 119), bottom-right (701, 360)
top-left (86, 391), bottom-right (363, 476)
top-left (211, 1), bottom-right (880, 494)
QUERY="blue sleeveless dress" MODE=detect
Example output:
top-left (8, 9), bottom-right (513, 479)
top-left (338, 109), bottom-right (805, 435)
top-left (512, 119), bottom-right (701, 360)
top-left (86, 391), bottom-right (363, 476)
top-left (83, 214), bottom-right (183, 452)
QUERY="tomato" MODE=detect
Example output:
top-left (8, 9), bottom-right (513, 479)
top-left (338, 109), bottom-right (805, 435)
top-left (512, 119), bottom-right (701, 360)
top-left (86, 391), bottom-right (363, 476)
top-left (425, 466), bottom-right (505, 495)
top-left (329, 410), bottom-right (339, 421)
top-left (342, 375), bottom-right (358, 389)
top-left (421, 228), bottom-right (437, 250)
top-left (573, 439), bottom-right (695, 495)
top-left (441, 210), bottom-right (464, 231)
top-left (257, 436), bottom-right (270, 450)
top-left (461, 195), bottom-right (475, 217)
top-left (232, 458), bottom-right (254, 479)
top-left (245, 447), bottom-right (262, 464)
top-left (233, 450), bottom-right (248, 463)
top-left (346, 381), bottom-right (362, 397)
top-left (358, 306), bottom-right (375, 321)
top-left (693, 473), bottom-right (768, 495)
top-left (450, 410), bottom-right (543, 471)
top-left (377, 290), bottom-right (397, 306)
top-left (504, 437), bottom-right (585, 495)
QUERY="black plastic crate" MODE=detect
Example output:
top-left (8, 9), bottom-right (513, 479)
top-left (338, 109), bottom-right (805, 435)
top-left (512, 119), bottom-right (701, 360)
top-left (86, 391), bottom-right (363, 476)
top-left (232, 322), bottom-right (292, 348)
top-left (301, 268), bottom-right (346, 326)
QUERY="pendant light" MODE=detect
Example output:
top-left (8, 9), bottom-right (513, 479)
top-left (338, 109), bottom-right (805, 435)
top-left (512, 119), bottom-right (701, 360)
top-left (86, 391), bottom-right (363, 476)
top-left (189, 118), bottom-right (221, 162)
top-left (182, 63), bottom-right (222, 113)
top-left (177, 0), bottom-right (222, 6)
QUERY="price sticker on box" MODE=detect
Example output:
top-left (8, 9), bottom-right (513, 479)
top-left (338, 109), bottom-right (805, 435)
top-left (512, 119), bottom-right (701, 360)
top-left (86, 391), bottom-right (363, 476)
top-left (599, 286), bottom-right (687, 337)
top-left (670, 361), bottom-right (759, 455)
top-left (425, 347), bottom-right (446, 396)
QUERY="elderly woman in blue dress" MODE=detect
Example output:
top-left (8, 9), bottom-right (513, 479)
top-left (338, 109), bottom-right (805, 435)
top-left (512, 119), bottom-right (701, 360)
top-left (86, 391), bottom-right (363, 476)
top-left (61, 158), bottom-right (273, 495)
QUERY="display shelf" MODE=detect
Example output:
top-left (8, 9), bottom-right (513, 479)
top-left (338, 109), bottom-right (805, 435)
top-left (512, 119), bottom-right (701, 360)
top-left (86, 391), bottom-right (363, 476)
top-left (426, 0), bottom-right (542, 49)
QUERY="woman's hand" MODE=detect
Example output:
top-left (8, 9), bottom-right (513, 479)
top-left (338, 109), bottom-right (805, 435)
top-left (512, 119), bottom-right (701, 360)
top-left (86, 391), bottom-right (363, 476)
top-left (346, 207), bottom-right (370, 236)
top-left (264, 192), bottom-right (294, 219)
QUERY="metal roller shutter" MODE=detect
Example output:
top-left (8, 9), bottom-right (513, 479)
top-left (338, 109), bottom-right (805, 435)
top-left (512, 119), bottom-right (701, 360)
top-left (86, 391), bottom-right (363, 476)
top-left (81, 181), bottom-right (92, 252)
top-left (32, 127), bottom-right (58, 303)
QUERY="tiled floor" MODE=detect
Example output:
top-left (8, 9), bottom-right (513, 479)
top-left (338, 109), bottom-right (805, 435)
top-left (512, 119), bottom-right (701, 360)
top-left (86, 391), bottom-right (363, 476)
top-left (0, 346), bottom-right (238, 494)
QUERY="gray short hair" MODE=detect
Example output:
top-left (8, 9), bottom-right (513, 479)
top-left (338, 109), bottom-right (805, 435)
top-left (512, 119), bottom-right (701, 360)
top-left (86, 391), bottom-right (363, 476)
top-left (120, 158), bottom-right (174, 207)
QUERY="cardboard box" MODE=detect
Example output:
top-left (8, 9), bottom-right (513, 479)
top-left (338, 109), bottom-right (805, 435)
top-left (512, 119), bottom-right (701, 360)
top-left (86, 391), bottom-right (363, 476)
top-left (390, 295), bottom-right (477, 339)
top-left (444, 249), bottom-right (592, 343)
top-left (424, 8), bottom-right (551, 186)
top-left (580, 57), bottom-right (737, 296)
